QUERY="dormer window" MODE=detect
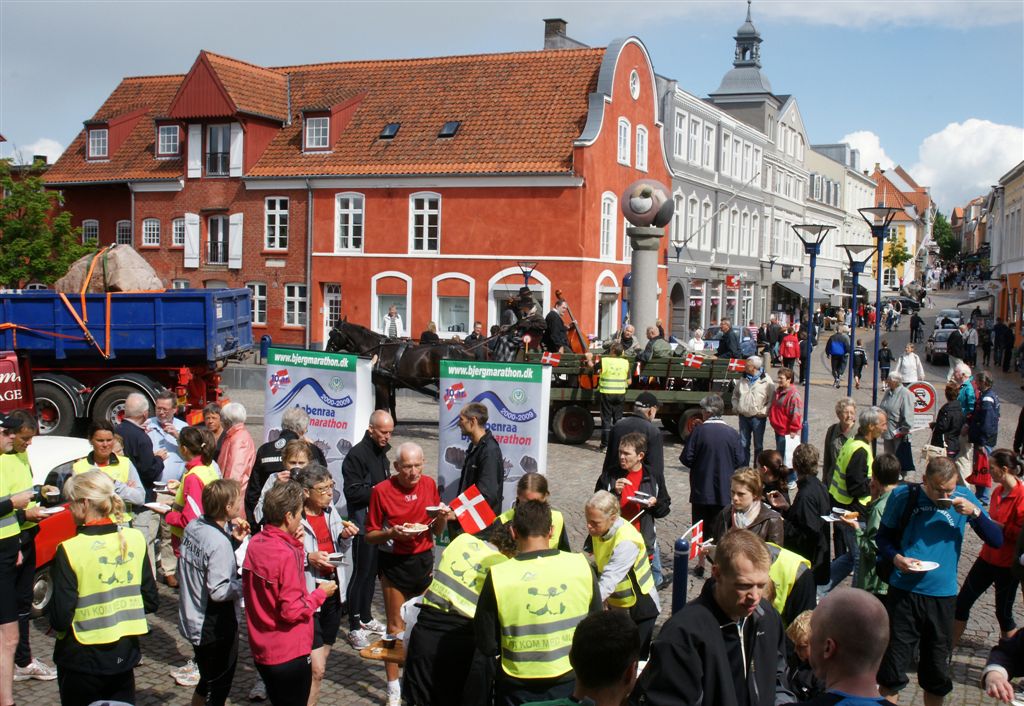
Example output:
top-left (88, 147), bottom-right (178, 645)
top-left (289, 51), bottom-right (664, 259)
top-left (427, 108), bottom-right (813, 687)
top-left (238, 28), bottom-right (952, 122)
top-left (88, 128), bottom-right (108, 159)
top-left (438, 121), bottom-right (460, 139)
top-left (157, 125), bottom-right (179, 156)
top-left (379, 123), bottom-right (400, 140)
top-left (305, 116), bottom-right (329, 150)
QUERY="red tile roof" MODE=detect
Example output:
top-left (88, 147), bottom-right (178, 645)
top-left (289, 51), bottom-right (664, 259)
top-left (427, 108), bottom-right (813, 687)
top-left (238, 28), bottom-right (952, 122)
top-left (46, 47), bottom-right (607, 184)
top-left (868, 167), bottom-right (916, 222)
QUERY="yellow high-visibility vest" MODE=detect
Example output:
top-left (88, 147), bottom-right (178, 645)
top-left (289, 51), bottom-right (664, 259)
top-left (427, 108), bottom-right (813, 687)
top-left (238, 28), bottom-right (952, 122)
top-left (829, 438), bottom-right (873, 507)
top-left (421, 532), bottom-right (507, 618)
top-left (73, 455), bottom-right (136, 523)
top-left (0, 453), bottom-right (37, 537)
top-left (766, 542), bottom-right (811, 621)
top-left (170, 463), bottom-right (220, 538)
top-left (591, 519), bottom-right (656, 608)
top-left (598, 357), bottom-right (630, 395)
top-left (490, 552), bottom-right (593, 680)
top-left (497, 506), bottom-right (565, 550)
top-left (60, 528), bottom-right (148, 645)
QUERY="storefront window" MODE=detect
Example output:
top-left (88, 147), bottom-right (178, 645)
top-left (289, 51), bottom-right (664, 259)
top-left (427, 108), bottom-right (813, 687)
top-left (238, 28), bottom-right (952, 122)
top-left (709, 281), bottom-right (722, 326)
top-left (725, 284), bottom-right (739, 323)
top-left (741, 284), bottom-right (755, 325)
top-left (437, 296), bottom-right (469, 334)
top-left (689, 280), bottom-right (705, 333)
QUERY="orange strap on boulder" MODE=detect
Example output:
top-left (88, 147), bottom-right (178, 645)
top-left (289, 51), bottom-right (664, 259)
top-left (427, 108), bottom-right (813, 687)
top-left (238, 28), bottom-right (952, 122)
top-left (57, 292), bottom-right (108, 359)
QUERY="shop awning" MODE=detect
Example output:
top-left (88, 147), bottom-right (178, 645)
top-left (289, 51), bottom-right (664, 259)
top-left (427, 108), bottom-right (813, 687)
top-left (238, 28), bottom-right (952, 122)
top-left (774, 281), bottom-right (832, 301)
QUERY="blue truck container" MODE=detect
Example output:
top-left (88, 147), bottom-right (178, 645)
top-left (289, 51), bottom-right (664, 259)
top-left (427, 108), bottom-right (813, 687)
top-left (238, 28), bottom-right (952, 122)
top-left (0, 288), bottom-right (253, 435)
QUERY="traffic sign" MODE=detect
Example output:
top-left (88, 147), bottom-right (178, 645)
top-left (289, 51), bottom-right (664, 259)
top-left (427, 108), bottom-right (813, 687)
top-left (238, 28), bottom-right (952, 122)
top-left (908, 381), bottom-right (937, 429)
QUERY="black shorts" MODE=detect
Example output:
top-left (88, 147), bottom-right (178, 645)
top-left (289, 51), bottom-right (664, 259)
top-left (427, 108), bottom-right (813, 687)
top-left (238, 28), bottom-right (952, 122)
top-left (312, 590), bottom-right (343, 649)
top-left (378, 550), bottom-right (434, 595)
top-left (0, 536), bottom-right (21, 624)
top-left (877, 587), bottom-right (956, 696)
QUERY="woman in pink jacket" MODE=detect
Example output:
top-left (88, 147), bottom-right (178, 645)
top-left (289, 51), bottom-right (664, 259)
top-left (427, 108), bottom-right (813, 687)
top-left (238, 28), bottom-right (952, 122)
top-left (243, 480), bottom-right (338, 706)
top-left (217, 402), bottom-right (256, 502)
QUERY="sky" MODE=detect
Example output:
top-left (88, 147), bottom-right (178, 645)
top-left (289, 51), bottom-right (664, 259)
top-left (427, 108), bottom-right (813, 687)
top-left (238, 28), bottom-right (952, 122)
top-left (1, 0), bottom-right (1022, 213)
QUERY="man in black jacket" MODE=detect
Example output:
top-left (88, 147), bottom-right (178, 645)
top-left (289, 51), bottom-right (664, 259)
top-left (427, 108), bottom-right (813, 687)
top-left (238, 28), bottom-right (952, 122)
top-left (946, 324), bottom-right (966, 381)
top-left (543, 300), bottom-right (570, 353)
top-left (632, 529), bottom-right (794, 706)
top-left (716, 318), bottom-right (742, 360)
top-left (342, 409), bottom-right (394, 648)
top-left (457, 402), bottom-right (504, 515)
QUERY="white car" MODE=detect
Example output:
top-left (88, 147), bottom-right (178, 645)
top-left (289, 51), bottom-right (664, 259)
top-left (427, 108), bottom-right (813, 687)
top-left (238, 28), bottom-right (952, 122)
top-left (934, 309), bottom-right (961, 330)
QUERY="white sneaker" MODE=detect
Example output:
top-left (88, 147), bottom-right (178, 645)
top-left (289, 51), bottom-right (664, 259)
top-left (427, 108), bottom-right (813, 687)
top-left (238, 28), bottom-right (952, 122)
top-left (348, 627), bottom-right (373, 649)
top-left (386, 683), bottom-right (401, 706)
top-left (360, 617), bottom-right (387, 634)
top-left (13, 658), bottom-right (57, 681)
top-left (170, 659), bottom-right (197, 679)
top-left (249, 676), bottom-right (267, 701)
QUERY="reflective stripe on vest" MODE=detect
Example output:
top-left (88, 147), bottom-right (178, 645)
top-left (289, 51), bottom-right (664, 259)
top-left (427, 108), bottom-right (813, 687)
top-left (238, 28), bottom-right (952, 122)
top-left (490, 552), bottom-right (593, 680)
top-left (170, 464), bottom-right (220, 538)
top-left (591, 519), bottom-right (655, 608)
top-left (0, 453), bottom-right (36, 537)
top-left (73, 456), bottom-right (136, 522)
top-left (598, 357), bottom-right (630, 395)
top-left (62, 528), bottom-right (148, 644)
top-left (497, 507), bottom-right (565, 551)
top-left (421, 532), bottom-right (507, 618)
top-left (766, 542), bottom-right (810, 619)
top-left (829, 438), bottom-right (873, 506)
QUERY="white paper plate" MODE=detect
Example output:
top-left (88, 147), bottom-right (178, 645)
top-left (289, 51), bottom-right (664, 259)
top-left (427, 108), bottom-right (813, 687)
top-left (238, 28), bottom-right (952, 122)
top-left (820, 515), bottom-right (840, 523)
top-left (39, 506), bottom-right (65, 516)
top-left (398, 523), bottom-right (429, 535)
top-left (144, 502), bottom-right (171, 512)
top-left (906, 560), bottom-right (940, 572)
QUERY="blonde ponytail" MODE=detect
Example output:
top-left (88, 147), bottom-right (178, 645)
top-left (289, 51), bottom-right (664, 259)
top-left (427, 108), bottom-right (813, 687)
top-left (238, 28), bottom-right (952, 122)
top-left (64, 470), bottom-right (128, 559)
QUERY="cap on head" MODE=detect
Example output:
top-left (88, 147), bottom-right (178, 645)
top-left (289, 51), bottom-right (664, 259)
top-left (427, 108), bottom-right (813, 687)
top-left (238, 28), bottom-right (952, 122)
top-left (633, 392), bottom-right (659, 409)
top-left (0, 412), bottom-right (16, 430)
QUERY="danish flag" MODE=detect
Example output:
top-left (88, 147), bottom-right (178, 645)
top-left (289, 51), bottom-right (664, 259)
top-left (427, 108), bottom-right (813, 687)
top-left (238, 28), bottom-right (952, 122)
top-left (683, 353), bottom-right (705, 368)
top-left (540, 351), bottom-right (562, 366)
top-left (449, 484), bottom-right (496, 534)
top-left (269, 369), bottom-right (291, 394)
top-left (727, 358), bottom-right (746, 372)
top-left (443, 382), bottom-right (466, 410)
top-left (685, 520), bottom-right (704, 560)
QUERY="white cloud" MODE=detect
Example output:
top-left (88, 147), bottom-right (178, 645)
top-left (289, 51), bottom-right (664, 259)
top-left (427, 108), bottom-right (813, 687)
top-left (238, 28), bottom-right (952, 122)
top-left (4, 138), bottom-right (65, 166)
top-left (839, 130), bottom-right (894, 171)
top-left (908, 119), bottom-right (1024, 212)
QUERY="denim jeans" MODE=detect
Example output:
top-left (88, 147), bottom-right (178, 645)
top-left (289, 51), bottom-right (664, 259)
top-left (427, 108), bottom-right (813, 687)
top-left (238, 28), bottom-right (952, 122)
top-left (650, 540), bottom-right (663, 586)
top-left (828, 521), bottom-right (858, 590)
top-left (738, 415), bottom-right (767, 467)
top-left (975, 484), bottom-right (992, 506)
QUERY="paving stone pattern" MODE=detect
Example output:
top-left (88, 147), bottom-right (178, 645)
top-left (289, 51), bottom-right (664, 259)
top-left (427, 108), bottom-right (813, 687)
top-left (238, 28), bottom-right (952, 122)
top-left (15, 291), bottom-right (1021, 705)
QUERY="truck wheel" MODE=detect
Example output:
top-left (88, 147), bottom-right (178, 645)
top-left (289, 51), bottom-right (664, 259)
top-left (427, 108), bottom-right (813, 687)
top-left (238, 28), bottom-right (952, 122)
top-left (677, 408), bottom-right (704, 442)
top-left (34, 382), bottom-right (76, 436)
top-left (31, 567), bottom-right (52, 617)
top-left (552, 405), bottom-right (594, 445)
top-left (91, 385), bottom-right (139, 427)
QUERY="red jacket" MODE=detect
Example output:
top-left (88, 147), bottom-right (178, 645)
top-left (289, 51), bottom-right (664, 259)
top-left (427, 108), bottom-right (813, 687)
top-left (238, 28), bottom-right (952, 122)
top-left (768, 385), bottom-right (803, 436)
top-left (243, 524), bottom-right (326, 666)
top-left (779, 334), bottom-right (800, 359)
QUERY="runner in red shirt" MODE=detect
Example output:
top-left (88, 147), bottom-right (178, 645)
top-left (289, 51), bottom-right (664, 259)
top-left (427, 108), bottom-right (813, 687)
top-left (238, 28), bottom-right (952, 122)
top-left (365, 443), bottom-right (451, 705)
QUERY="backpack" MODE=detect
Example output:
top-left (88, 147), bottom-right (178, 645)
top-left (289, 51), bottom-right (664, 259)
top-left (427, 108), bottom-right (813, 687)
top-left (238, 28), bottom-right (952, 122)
top-left (876, 484), bottom-right (920, 583)
top-left (827, 336), bottom-right (847, 356)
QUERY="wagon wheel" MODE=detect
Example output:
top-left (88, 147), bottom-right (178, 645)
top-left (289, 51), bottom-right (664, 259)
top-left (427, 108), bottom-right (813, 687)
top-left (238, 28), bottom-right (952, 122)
top-left (676, 407), bottom-right (704, 442)
top-left (551, 405), bottom-right (594, 445)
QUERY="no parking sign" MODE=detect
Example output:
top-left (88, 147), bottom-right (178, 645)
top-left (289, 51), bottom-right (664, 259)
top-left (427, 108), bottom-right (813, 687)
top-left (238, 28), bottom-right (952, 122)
top-left (908, 381), bottom-right (937, 429)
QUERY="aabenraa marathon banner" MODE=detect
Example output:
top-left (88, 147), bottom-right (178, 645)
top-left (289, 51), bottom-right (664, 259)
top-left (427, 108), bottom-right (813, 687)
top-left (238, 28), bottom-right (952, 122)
top-left (263, 347), bottom-right (373, 511)
top-left (437, 359), bottom-right (551, 511)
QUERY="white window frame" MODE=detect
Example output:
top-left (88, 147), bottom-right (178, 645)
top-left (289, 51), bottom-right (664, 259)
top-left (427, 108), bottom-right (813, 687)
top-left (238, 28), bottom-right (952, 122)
top-left (700, 199), bottom-right (713, 251)
top-left (752, 213), bottom-right (762, 256)
top-left (81, 219), bottom-right (99, 245)
top-left (729, 208), bottom-right (740, 253)
top-left (264, 196), bottom-right (289, 250)
top-left (600, 192), bottom-right (616, 260)
top-left (172, 279), bottom-right (189, 290)
top-left (752, 147), bottom-right (762, 183)
top-left (88, 129), bottom-right (108, 159)
top-left (883, 268), bottom-right (898, 288)
top-left (687, 196), bottom-right (699, 249)
top-left (284, 283), bottom-right (308, 327)
top-left (742, 143), bottom-right (752, 182)
top-left (671, 194), bottom-right (685, 245)
top-left (688, 118), bottom-right (701, 164)
top-left (409, 192), bottom-right (441, 253)
top-left (673, 111), bottom-right (687, 160)
top-left (115, 219), bottom-right (132, 246)
top-left (740, 210), bottom-right (750, 254)
top-left (617, 118), bottom-right (631, 166)
top-left (720, 131), bottom-right (731, 177)
top-left (207, 215), bottom-right (229, 265)
top-left (304, 116), bottom-right (329, 150)
top-left (247, 282), bottom-right (268, 325)
top-left (142, 218), bottom-right (160, 247)
top-left (635, 125), bottom-right (648, 172)
top-left (157, 125), bottom-right (179, 156)
top-left (622, 218), bottom-right (632, 261)
top-left (335, 192), bottom-right (365, 252)
top-left (702, 125), bottom-right (715, 169)
top-left (206, 124), bottom-right (231, 177)
top-left (732, 138), bottom-right (742, 180)
top-left (172, 218), bottom-right (185, 247)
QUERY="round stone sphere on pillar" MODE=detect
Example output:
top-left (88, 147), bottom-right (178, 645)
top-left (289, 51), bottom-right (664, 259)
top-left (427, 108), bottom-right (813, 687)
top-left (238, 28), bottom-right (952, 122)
top-left (620, 179), bottom-right (672, 338)
top-left (620, 179), bottom-right (673, 228)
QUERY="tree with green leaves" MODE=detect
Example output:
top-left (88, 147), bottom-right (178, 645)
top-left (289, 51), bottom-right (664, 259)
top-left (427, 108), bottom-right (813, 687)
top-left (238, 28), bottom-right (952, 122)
top-left (932, 211), bottom-right (958, 262)
top-left (884, 234), bottom-right (913, 272)
top-left (0, 159), bottom-right (92, 288)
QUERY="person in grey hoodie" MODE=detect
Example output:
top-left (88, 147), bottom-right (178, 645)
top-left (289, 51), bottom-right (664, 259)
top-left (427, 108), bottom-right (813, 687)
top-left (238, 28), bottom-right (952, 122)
top-left (177, 479), bottom-right (250, 706)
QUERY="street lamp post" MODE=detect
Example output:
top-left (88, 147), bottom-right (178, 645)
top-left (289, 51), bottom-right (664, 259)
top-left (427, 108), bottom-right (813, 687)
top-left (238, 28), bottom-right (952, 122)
top-left (857, 207), bottom-right (901, 407)
top-left (517, 261), bottom-right (537, 287)
top-left (791, 224), bottom-right (834, 443)
top-left (840, 243), bottom-right (876, 396)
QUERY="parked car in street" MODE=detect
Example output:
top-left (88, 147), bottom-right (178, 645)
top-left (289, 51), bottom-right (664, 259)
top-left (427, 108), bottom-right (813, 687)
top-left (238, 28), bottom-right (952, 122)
top-left (934, 309), bottom-right (962, 330)
top-left (885, 296), bottom-right (922, 314)
top-left (703, 326), bottom-right (757, 357)
top-left (926, 328), bottom-right (954, 363)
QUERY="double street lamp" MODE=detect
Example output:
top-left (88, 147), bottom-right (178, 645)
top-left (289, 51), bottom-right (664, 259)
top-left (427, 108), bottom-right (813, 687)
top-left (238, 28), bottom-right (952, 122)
top-left (791, 223), bottom-right (834, 444)
top-left (857, 206), bottom-right (901, 406)
top-left (840, 243), bottom-right (876, 396)
top-left (517, 261), bottom-right (537, 287)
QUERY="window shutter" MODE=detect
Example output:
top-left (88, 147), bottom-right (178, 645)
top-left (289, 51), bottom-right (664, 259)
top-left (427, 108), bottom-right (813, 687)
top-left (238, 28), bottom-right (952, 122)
top-left (228, 212), bottom-right (244, 269)
top-left (184, 213), bottom-right (200, 268)
top-left (187, 125), bottom-right (202, 178)
top-left (229, 123), bottom-right (243, 177)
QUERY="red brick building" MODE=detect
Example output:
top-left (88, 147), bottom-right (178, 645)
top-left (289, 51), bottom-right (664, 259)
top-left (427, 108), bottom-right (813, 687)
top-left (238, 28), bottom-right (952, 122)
top-left (45, 25), bottom-right (669, 347)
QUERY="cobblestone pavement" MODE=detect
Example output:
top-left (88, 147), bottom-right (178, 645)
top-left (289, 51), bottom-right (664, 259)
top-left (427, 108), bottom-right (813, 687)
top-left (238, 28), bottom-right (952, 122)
top-left (15, 289), bottom-right (1021, 705)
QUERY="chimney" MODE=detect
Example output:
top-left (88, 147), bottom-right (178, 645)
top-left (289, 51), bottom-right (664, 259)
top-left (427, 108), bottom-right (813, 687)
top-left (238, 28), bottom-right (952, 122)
top-left (544, 18), bottom-right (567, 48)
top-left (32, 155), bottom-right (47, 165)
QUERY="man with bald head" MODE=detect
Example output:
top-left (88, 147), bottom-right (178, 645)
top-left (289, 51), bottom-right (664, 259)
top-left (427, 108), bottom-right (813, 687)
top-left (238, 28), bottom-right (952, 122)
top-left (803, 588), bottom-right (890, 704)
top-left (342, 409), bottom-right (395, 647)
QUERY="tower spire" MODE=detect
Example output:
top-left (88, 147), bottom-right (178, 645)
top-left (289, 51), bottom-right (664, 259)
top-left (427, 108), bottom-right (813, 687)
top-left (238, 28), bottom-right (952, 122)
top-left (733, 0), bottom-right (762, 68)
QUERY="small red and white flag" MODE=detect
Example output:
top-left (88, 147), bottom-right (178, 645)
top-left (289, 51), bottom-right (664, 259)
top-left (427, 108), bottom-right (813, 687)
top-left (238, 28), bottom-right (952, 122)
top-left (540, 351), bottom-right (561, 366)
top-left (449, 484), bottom-right (497, 534)
top-left (727, 358), bottom-right (745, 372)
top-left (685, 520), bottom-right (704, 560)
top-left (683, 353), bottom-right (705, 368)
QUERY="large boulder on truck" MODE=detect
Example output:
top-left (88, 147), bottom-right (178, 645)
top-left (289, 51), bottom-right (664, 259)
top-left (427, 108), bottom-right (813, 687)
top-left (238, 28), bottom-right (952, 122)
top-left (54, 244), bottom-right (164, 293)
